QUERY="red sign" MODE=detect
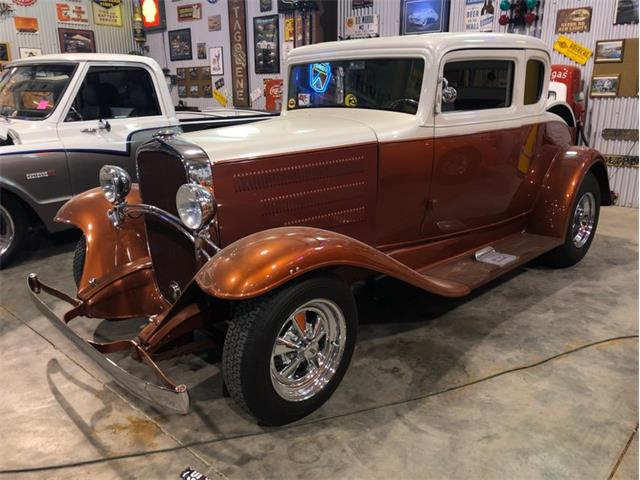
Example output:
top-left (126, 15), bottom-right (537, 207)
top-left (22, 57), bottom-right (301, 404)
top-left (263, 79), bottom-right (283, 112)
top-left (141, 0), bottom-right (160, 28)
top-left (14, 16), bottom-right (38, 32)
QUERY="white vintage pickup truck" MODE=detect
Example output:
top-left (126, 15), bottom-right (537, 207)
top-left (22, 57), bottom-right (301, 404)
top-left (0, 54), bottom-right (273, 266)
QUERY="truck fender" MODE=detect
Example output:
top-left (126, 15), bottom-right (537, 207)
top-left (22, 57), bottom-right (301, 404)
top-left (55, 185), bottom-right (168, 318)
top-left (195, 226), bottom-right (470, 300)
top-left (527, 147), bottom-right (611, 239)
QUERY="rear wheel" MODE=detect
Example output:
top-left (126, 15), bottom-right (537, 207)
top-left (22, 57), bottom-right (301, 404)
top-left (222, 275), bottom-right (357, 425)
top-left (539, 172), bottom-right (601, 268)
top-left (0, 194), bottom-right (27, 269)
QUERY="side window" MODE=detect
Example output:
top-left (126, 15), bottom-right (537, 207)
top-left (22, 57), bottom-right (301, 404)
top-left (66, 66), bottom-right (161, 122)
top-left (524, 59), bottom-right (545, 105)
top-left (442, 60), bottom-right (515, 112)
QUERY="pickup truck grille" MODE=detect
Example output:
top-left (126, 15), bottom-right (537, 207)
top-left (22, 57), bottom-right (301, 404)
top-left (137, 149), bottom-right (197, 302)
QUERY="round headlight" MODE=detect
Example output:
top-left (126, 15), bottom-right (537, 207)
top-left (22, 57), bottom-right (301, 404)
top-left (176, 184), bottom-right (216, 230)
top-left (99, 165), bottom-right (131, 204)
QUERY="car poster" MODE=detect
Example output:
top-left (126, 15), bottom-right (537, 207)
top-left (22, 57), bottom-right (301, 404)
top-left (464, 0), bottom-right (493, 32)
top-left (58, 28), bottom-right (96, 53)
top-left (401, 0), bottom-right (449, 35)
top-left (614, 0), bottom-right (638, 25)
top-left (254, 14), bottom-right (280, 74)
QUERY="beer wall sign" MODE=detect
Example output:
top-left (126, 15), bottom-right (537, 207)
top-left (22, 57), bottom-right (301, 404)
top-left (228, 0), bottom-right (249, 107)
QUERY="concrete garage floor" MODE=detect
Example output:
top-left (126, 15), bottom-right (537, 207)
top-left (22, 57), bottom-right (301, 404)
top-left (0, 206), bottom-right (637, 480)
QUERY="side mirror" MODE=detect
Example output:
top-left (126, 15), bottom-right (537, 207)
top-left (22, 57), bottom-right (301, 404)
top-left (442, 77), bottom-right (457, 104)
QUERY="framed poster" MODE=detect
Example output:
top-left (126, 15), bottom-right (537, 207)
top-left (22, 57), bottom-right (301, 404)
top-left (58, 28), bottom-right (96, 53)
top-left (227, 0), bottom-right (249, 107)
top-left (590, 74), bottom-right (620, 97)
top-left (254, 14), bottom-right (279, 74)
top-left (401, 0), bottom-right (449, 35)
top-left (168, 28), bottom-right (192, 61)
top-left (197, 42), bottom-right (206, 59)
top-left (19, 47), bottom-right (42, 58)
top-left (260, 0), bottom-right (272, 11)
top-left (595, 40), bottom-right (625, 63)
top-left (209, 46), bottom-right (223, 75)
top-left (614, 0), bottom-right (638, 25)
top-left (0, 43), bottom-right (9, 64)
top-left (208, 15), bottom-right (221, 31)
top-left (177, 3), bottom-right (202, 21)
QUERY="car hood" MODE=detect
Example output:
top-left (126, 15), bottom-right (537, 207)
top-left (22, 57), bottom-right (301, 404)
top-left (182, 109), bottom-right (415, 163)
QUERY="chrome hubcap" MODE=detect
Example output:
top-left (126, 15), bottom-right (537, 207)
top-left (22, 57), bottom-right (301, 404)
top-left (571, 192), bottom-right (596, 248)
top-left (0, 205), bottom-right (15, 257)
top-left (270, 299), bottom-right (346, 402)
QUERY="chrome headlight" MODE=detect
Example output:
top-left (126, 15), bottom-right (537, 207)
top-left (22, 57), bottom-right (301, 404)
top-left (99, 165), bottom-right (131, 204)
top-left (176, 184), bottom-right (216, 230)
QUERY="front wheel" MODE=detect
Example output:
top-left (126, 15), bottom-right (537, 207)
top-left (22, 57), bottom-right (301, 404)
top-left (538, 172), bottom-right (601, 268)
top-left (222, 275), bottom-right (357, 425)
top-left (0, 194), bottom-right (27, 269)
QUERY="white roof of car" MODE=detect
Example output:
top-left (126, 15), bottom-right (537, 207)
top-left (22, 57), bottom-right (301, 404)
top-left (6, 53), bottom-right (161, 68)
top-left (289, 33), bottom-right (549, 61)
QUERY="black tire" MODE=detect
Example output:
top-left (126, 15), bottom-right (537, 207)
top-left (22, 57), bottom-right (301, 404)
top-left (539, 172), bottom-right (601, 268)
top-left (222, 275), bottom-right (357, 426)
top-left (73, 235), bottom-right (87, 288)
top-left (0, 193), bottom-right (28, 269)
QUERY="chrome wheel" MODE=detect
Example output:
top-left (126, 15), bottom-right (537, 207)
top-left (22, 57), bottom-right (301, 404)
top-left (270, 298), bottom-right (347, 402)
top-left (571, 192), bottom-right (596, 248)
top-left (0, 204), bottom-right (15, 257)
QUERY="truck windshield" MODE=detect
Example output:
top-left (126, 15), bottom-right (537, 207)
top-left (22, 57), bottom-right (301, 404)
top-left (0, 64), bottom-right (76, 120)
top-left (287, 58), bottom-right (424, 114)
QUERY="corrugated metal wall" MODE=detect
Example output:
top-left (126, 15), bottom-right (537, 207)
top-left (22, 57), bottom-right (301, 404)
top-left (0, 0), bottom-right (138, 58)
top-left (338, 0), bottom-right (639, 207)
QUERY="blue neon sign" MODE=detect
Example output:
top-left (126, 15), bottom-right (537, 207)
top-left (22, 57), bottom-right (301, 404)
top-left (309, 63), bottom-right (332, 94)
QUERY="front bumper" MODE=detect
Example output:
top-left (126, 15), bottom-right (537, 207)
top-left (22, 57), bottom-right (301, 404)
top-left (27, 273), bottom-right (190, 414)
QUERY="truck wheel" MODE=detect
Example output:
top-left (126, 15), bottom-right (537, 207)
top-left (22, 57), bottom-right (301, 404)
top-left (73, 235), bottom-right (87, 288)
top-left (539, 172), bottom-right (601, 268)
top-left (222, 275), bottom-right (357, 426)
top-left (0, 194), bottom-right (27, 269)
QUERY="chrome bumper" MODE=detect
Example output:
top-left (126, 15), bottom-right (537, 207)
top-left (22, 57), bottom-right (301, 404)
top-left (27, 273), bottom-right (190, 414)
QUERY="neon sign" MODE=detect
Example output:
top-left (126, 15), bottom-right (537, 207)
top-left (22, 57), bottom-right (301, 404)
top-left (141, 0), bottom-right (160, 28)
top-left (309, 63), bottom-right (332, 94)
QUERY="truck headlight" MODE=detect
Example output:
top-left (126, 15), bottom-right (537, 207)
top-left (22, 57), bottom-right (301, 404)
top-left (176, 184), bottom-right (216, 230)
top-left (99, 165), bottom-right (131, 204)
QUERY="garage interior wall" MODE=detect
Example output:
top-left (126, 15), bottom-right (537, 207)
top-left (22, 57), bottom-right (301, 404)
top-left (337, 0), bottom-right (638, 208)
top-left (0, 1), bottom-right (138, 58)
top-left (145, 0), bottom-right (286, 111)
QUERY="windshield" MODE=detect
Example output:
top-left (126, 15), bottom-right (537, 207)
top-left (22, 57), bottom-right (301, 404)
top-left (287, 58), bottom-right (424, 115)
top-left (0, 64), bottom-right (76, 120)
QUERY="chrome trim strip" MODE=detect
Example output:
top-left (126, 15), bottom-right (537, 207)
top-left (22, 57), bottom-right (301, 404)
top-left (123, 203), bottom-right (196, 243)
top-left (27, 275), bottom-right (190, 414)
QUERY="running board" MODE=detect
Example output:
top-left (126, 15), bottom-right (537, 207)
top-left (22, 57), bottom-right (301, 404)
top-left (420, 232), bottom-right (562, 291)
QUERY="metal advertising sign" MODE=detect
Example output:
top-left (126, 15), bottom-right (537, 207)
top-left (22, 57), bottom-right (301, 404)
top-left (177, 3), bottom-right (202, 21)
top-left (555, 7), bottom-right (592, 33)
top-left (464, 0), bottom-right (493, 32)
top-left (228, 0), bottom-right (249, 107)
top-left (264, 78), bottom-right (283, 112)
top-left (56, 1), bottom-right (89, 24)
top-left (344, 14), bottom-right (379, 38)
top-left (92, 0), bottom-right (122, 27)
top-left (553, 35), bottom-right (593, 65)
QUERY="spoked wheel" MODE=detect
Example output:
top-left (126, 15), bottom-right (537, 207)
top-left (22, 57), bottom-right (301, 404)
top-left (223, 275), bottom-right (357, 426)
top-left (270, 298), bottom-right (347, 402)
top-left (0, 195), bottom-right (27, 269)
top-left (539, 172), bottom-right (601, 268)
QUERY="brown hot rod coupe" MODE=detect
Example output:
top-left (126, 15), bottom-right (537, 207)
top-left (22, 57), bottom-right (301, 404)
top-left (29, 34), bottom-right (611, 425)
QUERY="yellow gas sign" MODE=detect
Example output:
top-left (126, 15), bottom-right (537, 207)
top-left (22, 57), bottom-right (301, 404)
top-left (553, 35), bottom-right (592, 65)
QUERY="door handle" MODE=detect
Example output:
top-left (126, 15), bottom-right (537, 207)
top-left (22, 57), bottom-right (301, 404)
top-left (81, 119), bottom-right (111, 134)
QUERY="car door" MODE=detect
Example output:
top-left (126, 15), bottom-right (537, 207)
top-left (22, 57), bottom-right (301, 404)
top-left (425, 49), bottom-right (528, 236)
top-left (57, 62), bottom-right (169, 194)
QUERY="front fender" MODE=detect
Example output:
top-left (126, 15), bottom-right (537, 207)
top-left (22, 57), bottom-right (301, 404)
top-left (195, 227), bottom-right (470, 299)
top-left (527, 147), bottom-right (611, 239)
top-left (56, 185), bottom-right (167, 318)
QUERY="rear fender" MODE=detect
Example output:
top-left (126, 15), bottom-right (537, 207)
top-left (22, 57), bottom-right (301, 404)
top-left (527, 147), bottom-right (611, 238)
top-left (56, 185), bottom-right (168, 318)
top-left (194, 227), bottom-right (470, 300)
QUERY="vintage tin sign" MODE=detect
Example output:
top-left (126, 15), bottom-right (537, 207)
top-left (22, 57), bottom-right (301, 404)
top-left (553, 35), bottom-right (593, 65)
top-left (228, 0), bottom-right (249, 107)
top-left (344, 14), bottom-right (379, 38)
top-left (555, 7), bottom-right (592, 33)
top-left (92, 0), bottom-right (122, 26)
top-left (56, 1), bottom-right (89, 24)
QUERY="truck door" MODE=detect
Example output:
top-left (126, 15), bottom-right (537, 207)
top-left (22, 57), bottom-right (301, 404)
top-left (57, 63), bottom-right (172, 194)
top-left (425, 49), bottom-right (529, 236)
